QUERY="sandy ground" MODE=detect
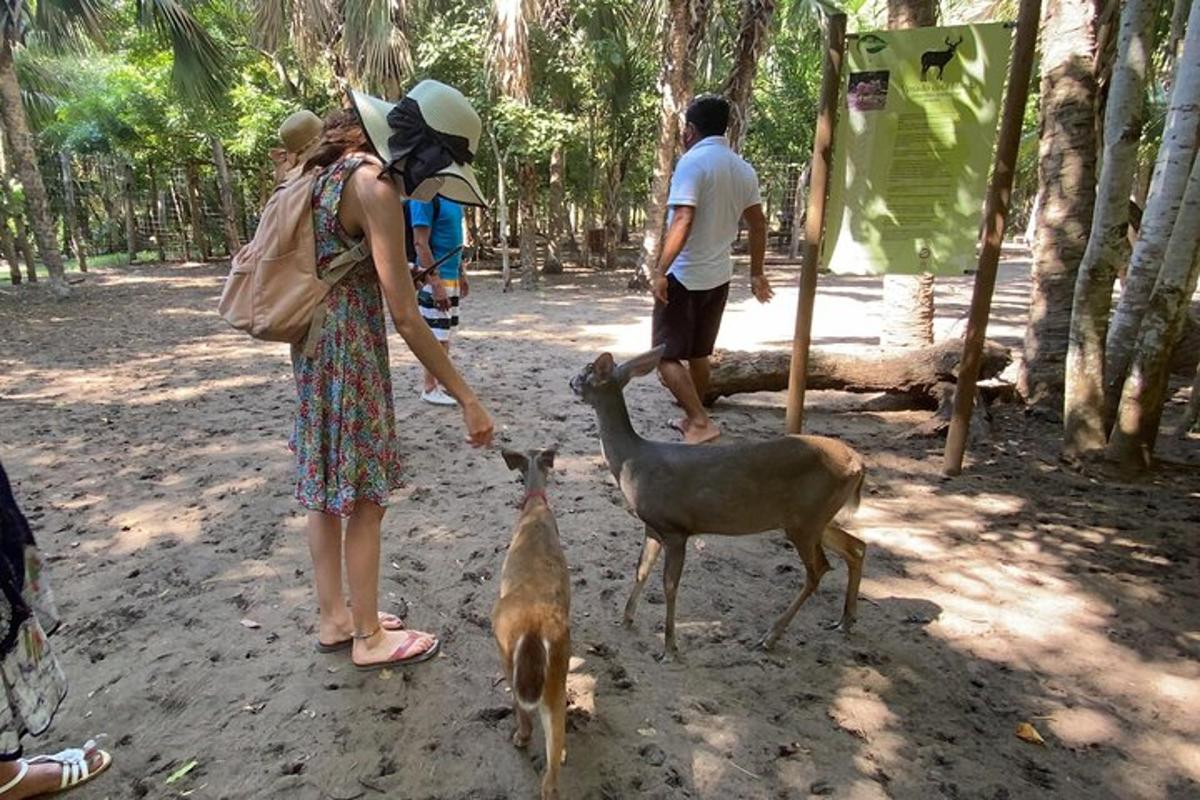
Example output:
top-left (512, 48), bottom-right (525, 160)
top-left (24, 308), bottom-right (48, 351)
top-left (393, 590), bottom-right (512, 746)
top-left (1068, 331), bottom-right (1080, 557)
top-left (0, 252), bottom-right (1197, 800)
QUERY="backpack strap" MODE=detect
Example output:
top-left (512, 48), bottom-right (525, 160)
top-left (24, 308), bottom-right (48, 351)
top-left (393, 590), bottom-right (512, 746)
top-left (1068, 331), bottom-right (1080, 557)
top-left (301, 239), bottom-right (372, 358)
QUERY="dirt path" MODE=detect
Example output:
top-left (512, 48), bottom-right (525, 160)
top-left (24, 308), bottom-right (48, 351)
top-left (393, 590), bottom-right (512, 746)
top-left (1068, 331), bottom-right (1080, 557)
top-left (0, 257), bottom-right (1196, 800)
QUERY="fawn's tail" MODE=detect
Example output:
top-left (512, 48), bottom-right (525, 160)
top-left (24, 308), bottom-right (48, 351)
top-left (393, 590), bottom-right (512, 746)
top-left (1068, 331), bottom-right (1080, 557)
top-left (836, 462), bottom-right (866, 524)
top-left (512, 633), bottom-right (548, 708)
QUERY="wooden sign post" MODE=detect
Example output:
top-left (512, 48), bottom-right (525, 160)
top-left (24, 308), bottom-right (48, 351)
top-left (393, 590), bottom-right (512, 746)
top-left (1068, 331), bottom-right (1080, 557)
top-left (785, 12), bottom-right (847, 434)
top-left (943, 0), bottom-right (1042, 475)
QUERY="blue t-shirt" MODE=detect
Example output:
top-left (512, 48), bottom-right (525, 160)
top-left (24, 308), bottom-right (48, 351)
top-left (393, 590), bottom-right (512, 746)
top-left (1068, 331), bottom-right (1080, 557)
top-left (409, 198), bottom-right (464, 280)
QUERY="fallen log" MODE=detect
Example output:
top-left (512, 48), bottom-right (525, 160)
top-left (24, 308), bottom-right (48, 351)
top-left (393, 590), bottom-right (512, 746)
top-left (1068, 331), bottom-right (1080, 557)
top-left (703, 339), bottom-right (1012, 407)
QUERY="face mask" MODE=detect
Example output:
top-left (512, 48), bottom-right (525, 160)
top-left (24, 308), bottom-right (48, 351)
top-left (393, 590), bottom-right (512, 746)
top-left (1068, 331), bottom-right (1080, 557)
top-left (407, 177), bottom-right (445, 202)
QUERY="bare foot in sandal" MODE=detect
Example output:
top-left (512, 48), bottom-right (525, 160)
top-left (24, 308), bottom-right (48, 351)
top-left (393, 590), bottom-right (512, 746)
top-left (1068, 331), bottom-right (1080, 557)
top-left (0, 740), bottom-right (111, 798)
top-left (318, 610), bottom-right (406, 652)
top-left (352, 627), bottom-right (440, 671)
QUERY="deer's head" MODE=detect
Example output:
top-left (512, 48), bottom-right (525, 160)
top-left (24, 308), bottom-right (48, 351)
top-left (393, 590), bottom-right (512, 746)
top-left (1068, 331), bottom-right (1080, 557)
top-left (946, 36), bottom-right (963, 50)
top-left (502, 446), bottom-right (557, 493)
top-left (570, 347), bottom-right (665, 406)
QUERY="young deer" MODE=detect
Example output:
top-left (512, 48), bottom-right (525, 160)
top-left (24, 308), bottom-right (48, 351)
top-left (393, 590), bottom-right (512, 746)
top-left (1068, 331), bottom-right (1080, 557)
top-left (492, 448), bottom-right (570, 800)
top-left (570, 348), bottom-right (867, 659)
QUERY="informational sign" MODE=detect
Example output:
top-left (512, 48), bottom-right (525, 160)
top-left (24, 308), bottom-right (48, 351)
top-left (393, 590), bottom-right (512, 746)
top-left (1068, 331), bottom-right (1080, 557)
top-left (821, 24), bottom-right (1013, 275)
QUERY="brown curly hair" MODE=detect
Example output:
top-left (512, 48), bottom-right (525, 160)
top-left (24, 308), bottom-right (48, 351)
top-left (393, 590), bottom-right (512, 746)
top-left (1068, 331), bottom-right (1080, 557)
top-left (304, 108), bottom-right (372, 172)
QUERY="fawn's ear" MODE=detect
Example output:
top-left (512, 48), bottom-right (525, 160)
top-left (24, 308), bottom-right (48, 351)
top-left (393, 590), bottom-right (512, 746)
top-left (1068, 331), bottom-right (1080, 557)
top-left (501, 449), bottom-right (529, 474)
top-left (536, 447), bottom-right (557, 471)
top-left (616, 346), bottom-right (665, 384)
top-left (593, 353), bottom-right (616, 382)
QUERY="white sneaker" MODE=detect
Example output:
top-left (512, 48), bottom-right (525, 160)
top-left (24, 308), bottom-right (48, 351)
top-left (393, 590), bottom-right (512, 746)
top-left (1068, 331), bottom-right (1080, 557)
top-left (420, 387), bottom-right (458, 406)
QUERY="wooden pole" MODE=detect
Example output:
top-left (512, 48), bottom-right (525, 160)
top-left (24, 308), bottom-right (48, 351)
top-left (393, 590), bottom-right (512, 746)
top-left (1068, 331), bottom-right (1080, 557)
top-left (943, 2), bottom-right (1042, 475)
top-left (785, 13), bottom-right (846, 434)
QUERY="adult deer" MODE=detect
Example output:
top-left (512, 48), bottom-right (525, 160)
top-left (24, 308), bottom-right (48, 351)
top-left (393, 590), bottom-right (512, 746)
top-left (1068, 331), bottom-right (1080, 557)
top-left (570, 347), bottom-right (867, 659)
top-left (921, 36), bottom-right (964, 81)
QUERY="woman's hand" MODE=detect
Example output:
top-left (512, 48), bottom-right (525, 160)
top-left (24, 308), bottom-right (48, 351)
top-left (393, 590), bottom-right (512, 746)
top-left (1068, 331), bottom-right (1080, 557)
top-left (459, 273), bottom-right (470, 299)
top-left (461, 399), bottom-right (494, 447)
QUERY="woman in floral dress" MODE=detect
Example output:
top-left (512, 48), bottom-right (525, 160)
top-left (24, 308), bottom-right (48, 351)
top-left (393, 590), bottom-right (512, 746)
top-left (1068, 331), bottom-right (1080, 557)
top-left (0, 461), bottom-right (112, 797)
top-left (292, 97), bottom-right (493, 671)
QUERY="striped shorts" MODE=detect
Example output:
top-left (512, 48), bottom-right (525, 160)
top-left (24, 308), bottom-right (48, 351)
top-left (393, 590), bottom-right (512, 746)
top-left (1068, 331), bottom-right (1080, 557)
top-left (417, 277), bottom-right (460, 342)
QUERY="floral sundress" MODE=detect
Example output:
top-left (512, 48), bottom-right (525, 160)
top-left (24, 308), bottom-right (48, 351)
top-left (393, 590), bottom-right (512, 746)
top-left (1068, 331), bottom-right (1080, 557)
top-left (290, 156), bottom-right (405, 516)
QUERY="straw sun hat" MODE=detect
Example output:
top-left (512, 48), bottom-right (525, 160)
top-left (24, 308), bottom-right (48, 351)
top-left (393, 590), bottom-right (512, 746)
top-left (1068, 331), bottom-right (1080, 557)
top-left (278, 110), bottom-right (323, 159)
top-left (348, 80), bottom-right (486, 207)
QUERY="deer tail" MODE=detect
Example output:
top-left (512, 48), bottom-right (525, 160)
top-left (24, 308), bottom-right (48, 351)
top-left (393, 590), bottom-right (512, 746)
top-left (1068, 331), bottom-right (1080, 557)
top-left (512, 633), bottom-right (548, 709)
top-left (836, 462), bottom-right (866, 524)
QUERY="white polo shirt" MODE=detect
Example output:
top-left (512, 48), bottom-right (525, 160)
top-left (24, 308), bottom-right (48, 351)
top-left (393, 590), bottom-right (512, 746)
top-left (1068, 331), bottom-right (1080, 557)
top-left (665, 136), bottom-right (762, 291)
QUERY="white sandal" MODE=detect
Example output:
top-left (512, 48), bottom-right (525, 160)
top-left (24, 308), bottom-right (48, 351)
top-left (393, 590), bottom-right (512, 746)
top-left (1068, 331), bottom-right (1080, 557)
top-left (0, 741), bottom-right (112, 797)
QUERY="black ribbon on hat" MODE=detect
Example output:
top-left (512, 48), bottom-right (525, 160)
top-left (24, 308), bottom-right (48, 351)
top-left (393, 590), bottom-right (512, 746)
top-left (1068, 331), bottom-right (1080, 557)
top-left (383, 97), bottom-right (473, 195)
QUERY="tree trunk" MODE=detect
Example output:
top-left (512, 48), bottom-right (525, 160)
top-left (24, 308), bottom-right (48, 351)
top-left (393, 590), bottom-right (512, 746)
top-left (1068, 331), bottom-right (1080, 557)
top-left (1, 220), bottom-right (19, 284)
top-left (703, 339), bottom-right (1012, 406)
top-left (887, 0), bottom-right (936, 27)
top-left (788, 162), bottom-right (807, 260)
top-left (1163, 0), bottom-right (1190, 95)
top-left (1106, 147), bottom-right (1200, 470)
top-left (881, 275), bottom-right (935, 348)
top-left (209, 135), bottom-right (242, 256)
top-left (517, 163), bottom-right (539, 288)
top-left (169, 177), bottom-right (192, 261)
top-left (491, 136), bottom-right (512, 291)
top-left (122, 160), bottom-right (138, 264)
top-left (880, 0), bottom-right (939, 349)
top-left (14, 213), bottom-right (35, 282)
top-left (1019, 0), bottom-right (1099, 411)
top-left (634, 0), bottom-right (714, 287)
top-left (1063, 0), bottom-right (1155, 456)
top-left (545, 144), bottom-right (566, 274)
top-left (152, 170), bottom-right (166, 263)
top-left (185, 162), bottom-right (211, 260)
top-left (1104, 1), bottom-right (1200, 427)
top-left (722, 0), bottom-right (776, 153)
top-left (59, 151), bottom-right (85, 272)
top-left (0, 46), bottom-right (67, 296)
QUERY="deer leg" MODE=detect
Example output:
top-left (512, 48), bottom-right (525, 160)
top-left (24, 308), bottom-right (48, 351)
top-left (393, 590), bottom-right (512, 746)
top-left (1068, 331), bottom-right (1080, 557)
top-left (512, 698), bottom-right (533, 748)
top-left (540, 680), bottom-right (567, 800)
top-left (660, 533), bottom-right (688, 660)
top-left (821, 524), bottom-right (866, 632)
top-left (761, 528), bottom-right (830, 650)
top-left (623, 528), bottom-right (662, 626)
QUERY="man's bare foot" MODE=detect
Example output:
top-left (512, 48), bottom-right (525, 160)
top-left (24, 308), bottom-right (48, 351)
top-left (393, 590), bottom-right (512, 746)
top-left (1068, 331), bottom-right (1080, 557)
top-left (683, 420), bottom-right (721, 444)
top-left (352, 627), bottom-right (440, 669)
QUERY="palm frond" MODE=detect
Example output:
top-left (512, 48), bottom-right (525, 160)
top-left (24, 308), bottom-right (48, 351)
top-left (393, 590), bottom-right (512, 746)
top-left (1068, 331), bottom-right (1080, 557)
top-left (29, 0), bottom-right (108, 52)
top-left (490, 0), bottom-right (535, 101)
top-left (344, 0), bottom-right (413, 97)
top-left (251, 0), bottom-right (287, 52)
top-left (289, 0), bottom-right (339, 77)
top-left (139, 0), bottom-right (231, 107)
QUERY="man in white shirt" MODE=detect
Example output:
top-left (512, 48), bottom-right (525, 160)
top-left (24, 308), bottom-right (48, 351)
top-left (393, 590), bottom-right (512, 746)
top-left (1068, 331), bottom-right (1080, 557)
top-left (652, 95), bottom-right (773, 444)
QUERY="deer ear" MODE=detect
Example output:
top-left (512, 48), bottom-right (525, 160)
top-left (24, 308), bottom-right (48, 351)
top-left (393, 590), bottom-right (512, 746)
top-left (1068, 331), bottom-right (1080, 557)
top-left (501, 449), bottom-right (529, 474)
top-left (616, 346), bottom-right (665, 384)
top-left (537, 447), bottom-right (557, 471)
top-left (593, 353), bottom-right (616, 382)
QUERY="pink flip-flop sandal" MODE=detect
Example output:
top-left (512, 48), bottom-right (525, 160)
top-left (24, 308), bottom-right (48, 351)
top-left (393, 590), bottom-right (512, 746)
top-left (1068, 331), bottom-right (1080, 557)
top-left (354, 630), bottom-right (441, 672)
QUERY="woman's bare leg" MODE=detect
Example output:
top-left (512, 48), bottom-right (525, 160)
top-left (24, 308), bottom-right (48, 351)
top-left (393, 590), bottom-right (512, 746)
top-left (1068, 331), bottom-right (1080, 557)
top-left (345, 501), bottom-right (436, 665)
top-left (308, 510), bottom-right (351, 644)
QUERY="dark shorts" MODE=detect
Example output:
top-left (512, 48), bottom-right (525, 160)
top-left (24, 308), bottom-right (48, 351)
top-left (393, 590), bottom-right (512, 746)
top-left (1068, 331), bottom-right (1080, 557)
top-left (651, 275), bottom-right (730, 361)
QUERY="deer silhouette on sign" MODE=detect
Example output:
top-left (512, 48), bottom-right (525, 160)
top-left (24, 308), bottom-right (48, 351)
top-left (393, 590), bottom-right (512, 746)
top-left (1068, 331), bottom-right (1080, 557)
top-left (921, 36), bottom-right (964, 80)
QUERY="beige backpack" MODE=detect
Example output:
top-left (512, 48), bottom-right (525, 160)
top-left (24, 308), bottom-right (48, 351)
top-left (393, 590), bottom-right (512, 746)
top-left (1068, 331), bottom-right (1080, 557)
top-left (218, 165), bottom-right (371, 357)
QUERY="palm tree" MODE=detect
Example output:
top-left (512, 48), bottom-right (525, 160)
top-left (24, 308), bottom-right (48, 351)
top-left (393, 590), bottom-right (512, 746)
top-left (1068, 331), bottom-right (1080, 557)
top-left (634, 0), bottom-right (715, 288)
top-left (490, 0), bottom-right (539, 288)
top-left (252, 0), bottom-right (414, 98)
top-left (879, 0), bottom-right (937, 350)
top-left (722, 0), bottom-right (776, 153)
top-left (0, 1), bottom-right (229, 296)
top-left (1018, 0), bottom-right (1099, 409)
top-left (1062, 0), bottom-right (1156, 456)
